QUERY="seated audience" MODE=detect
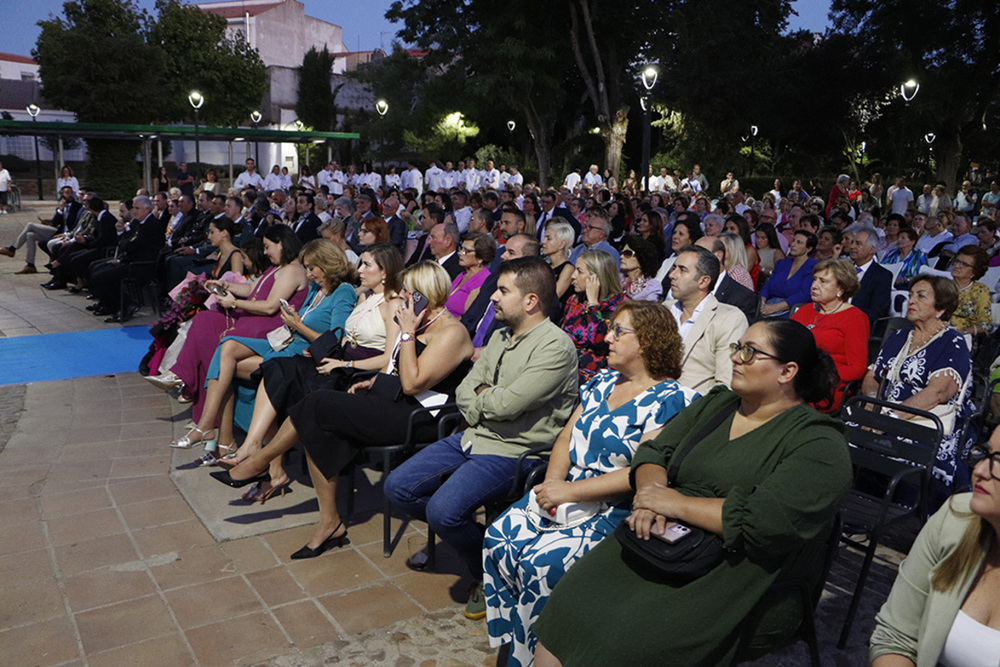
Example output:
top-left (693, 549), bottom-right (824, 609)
top-left (883, 228), bottom-right (928, 289)
top-left (213, 262), bottom-right (473, 552)
top-left (166, 225), bottom-right (308, 421)
top-left (1, 186), bottom-right (82, 274)
top-left (483, 301), bottom-right (698, 665)
top-left (790, 259), bottom-right (870, 411)
top-left (531, 319), bottom-right (851, 666)
top-left (870, 434), bottom-right (1000, 666)
top-left (847, 223), bottom-right (893, 328)
top-left (665, 244), bottom-right (748, 392)
top-left (569, 207), bottom-right (620, 266)
top-left (357, 216), bottom-right (391, 250)
top-left (447, 232), bottom-right (494, 317)
top-left (862, 275), bottom-right (975, 509)
top-left (562, 249), bottom-right (626, 383)
top-left (173, 240), bottom-right (356, 466)
top-left (950, 245), bottom-right (992, 337)
top-left (619, 234), bottom-right (663, 302)
top-left (753, 222), bottom-right (785, 279)
top-left (759, 229), bottom-right (818, 317)
top-left (700, 233), bottom-right (759, 322)
top-left (383, 256), bottom-right (578, 618)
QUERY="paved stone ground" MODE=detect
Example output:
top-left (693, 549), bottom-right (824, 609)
top-left (0, 201), bottom-right (901, 666)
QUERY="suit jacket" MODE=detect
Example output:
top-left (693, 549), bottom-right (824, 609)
top-left (536, 208), bottom-right (582, 242)
top-left (121, 214), bottom-right (165, 263)
top-left (716, 273), bottom-right (759, 322)
top-left (407, 233), bottom-right (432, 266)
top-left (294, 212), bottom-right (322, 244)
top-left (168, 212), bottom-right (196, 247)
top-left (343, 215), bottom-right (363, 254)
top-left (667, 294), bottom-right (748, 393)
top-left (89, 210), bottom-right (120, 250)
top-left (439, 252), bottom-right (462, 281)
top-left (177, 211), bottom-right (212, 248)
top-left (52, 201), bottom-right (83, 234)
top-left (387, 214), bottom-right (407, 255)
top-left (462, 271), bottom-right (500, 336)
top-left (853, 262), bottom-right (892, 330)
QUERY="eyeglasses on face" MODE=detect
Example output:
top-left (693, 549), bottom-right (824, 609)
top-left (966, 443), bottom-right (1000, 481)
top-left (729, 341), bottom-right (779, 364)
top-left (952, 258), bottom-right (975, 269)
top-left (458, 247), bottom-right (476, 255)
top-left (609, 323), bottom-right (636, 338)
top-left (620, 249), bottom-right (635, 258)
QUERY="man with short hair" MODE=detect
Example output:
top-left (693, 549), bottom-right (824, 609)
top-left (497, 204), bottom-right (526, 243)
top-left (406, 203), bottom-right (445, 265)
top-left (939, 214), bottom-right (976, 263)
top-left (441, 161), bottom-right (458, 190)
top-left (462, 233), bottom-right (539, 351)
top-left (381, 193), bottom-right (407, 254)
top-left (176, 162), bottom-right (195, 197)
top-left (384, 255), bottom-right (578, 618)
top-left (429, 221), bottom-right (462, 280)
top-left (1, 186), bottom-right (81, 274)
top-left (463, 159), bottom-right (480, 191)
top-left (665, 245), bottom-right (747, 392)
top-left (569, 207), bottom-right (620, 265)
top-left (889, 177), bottom-right (914, 216)
top-left (482, 160), bottom-right (501, 190)
top-left (293, 193), bottom-right (322, 244)
top-left (451, 190), bottom-right (473, 233)
top-left (263, 165), bottom-right (284, 192)
top-left (694, 235), bottom-right (758, 321)
top-left (468, 208), bottom-right (494, 236)
top-left (534, 189), bottom-right (579, 241)
top-left (234, 158), bottom-right (265, 190)
top-left (425, 161), bottom-right (444, 192)
top-left (916, 183), bottom-right (934, 215)
top-left (846, 224), bottom-right (892, 327)
top-left (955, 180), bottom-right (978, 215)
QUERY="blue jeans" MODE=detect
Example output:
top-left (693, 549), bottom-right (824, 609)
top-left (383, 433), bottom-right (542, 578)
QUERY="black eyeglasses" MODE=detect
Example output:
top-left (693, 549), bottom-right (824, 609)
top-left (729, 342), bottom-right (779, 364)
top-left (966, 444), bottom-right (1000, 481)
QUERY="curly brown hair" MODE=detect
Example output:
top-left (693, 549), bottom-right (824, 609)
top-left (614, 300), bottom-right (682, 379)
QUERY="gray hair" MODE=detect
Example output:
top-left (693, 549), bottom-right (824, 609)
top-left (837, 174), bottom-right (850, 185)
top-left (334, 196), bottom-right (356, 213)
top-left (545, 222), bottom-right (576, 259)
top-left (314, 196), bottom-right (328, 212)
top-left (703, 213), bottom-right (724, 230)
top-left (441, 221), bottom-right (461, 247)
top-left (133, 195), bottom-right (152, 211)
top-left (844, 221), bottom-right (879, 249)
top-left (319, 217), bottom-right (345, 238)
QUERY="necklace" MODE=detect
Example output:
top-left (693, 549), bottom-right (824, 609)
top-left (806, 302), bottom-right (846, 329)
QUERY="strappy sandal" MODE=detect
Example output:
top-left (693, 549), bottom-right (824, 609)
top-left (169, 427), bottom-right (217, 449)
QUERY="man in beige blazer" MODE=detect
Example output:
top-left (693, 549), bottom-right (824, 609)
top-left (664, 245), bottom-right (749, 393)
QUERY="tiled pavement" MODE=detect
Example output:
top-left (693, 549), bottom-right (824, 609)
top-left (0, 203), bottom-right (899, 666)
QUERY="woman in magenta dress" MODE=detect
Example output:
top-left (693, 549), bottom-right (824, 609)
top-left (446, 232), bottom-right (494, 317)
top-left (170, 226), bottom-right (309, 428)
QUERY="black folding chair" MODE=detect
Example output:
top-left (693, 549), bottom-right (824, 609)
top-left (836, 396), bottom-right (945, 648)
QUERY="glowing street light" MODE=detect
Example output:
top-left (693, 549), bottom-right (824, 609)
top-left (641, 66), bottom-right (659, 91)
top-left (375, 99), bottom-right (389, 117)
top-left (26, 104), bottom-right (42, 199)
top-left (507, 120), bottom-right (516, 132)
top-left (639, 64), bottom-right (659, 192)
top-left (900, 79), bottom-right (920, 102)
top-left (249, 110), bottom-right (262, 165)
top-left (188, 91), bottom-right (204, 174)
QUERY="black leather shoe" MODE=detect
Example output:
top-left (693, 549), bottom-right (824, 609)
top-left (93, 306), bottom-right (116, 317)
top-left (85, 303), bottom-right (103, 312)
top-left (209, 469), bottom-right (269, 488)
top-left (290, 523), bottom-right (348, 560)
top-left (42, 280), bottom-right (66, 290)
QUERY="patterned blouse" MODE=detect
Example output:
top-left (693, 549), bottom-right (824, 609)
top-left (882, 248), bottom-right (929, 288)
top-left (561, 292), bottom-right (626, 384)
top-left (951, 281), bottom-right (992, 334)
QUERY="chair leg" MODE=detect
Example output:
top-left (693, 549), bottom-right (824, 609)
top-left (838, 529), bottom-right (883, 648)
top-left (382, 449), bottom-right (393, 558)
top-left (801, 594), bottom-right (821, 667)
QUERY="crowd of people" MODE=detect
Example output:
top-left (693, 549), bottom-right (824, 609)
top-left (6, 156), bottom-right (1000, 665)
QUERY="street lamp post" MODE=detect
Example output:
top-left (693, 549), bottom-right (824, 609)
top-left (924, 132), bottom-right (936, 174)
top-left (375, 99), bottom-right (388, 173)
top-left (897, 79), bottom-right (919, 179)
top-left (26, 104), bottom-right (42, 199)
top-left (640, 65), bottom-right (658, 193)
top-left (188, 91), bottom-right (204, 176)
top-left (748, 125), bottom-right (759, 177)
top-left (250, 110), bottom-right (262, 167)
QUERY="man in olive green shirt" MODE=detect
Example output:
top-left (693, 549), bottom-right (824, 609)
top-left (384, 256), bottom-right (578, 614)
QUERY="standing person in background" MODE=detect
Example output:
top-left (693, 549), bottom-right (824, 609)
top-left (0, 161), bottom-right (11, 215)
top-left (57, 166), bottom-right (79, 195)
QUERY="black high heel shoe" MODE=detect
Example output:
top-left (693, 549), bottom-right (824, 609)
top-left (290, 522), bottom-right (349, 559)
top-left (209, 469), bottom-right (268, 488)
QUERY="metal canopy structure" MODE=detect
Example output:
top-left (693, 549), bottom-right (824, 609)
top-left (0, 120), bottom-right (358, 143)
top-left (0, 120), bottom-right (359, 194)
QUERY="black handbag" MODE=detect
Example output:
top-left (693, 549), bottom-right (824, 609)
top-left (615, 398), bottom-right (738, 583)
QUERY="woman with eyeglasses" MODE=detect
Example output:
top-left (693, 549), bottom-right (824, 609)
top-left (870, 432), bottom-right (1000, 667)
top-left (447, 232), bottom-right (495, 317)
top-left (618, 234), bottom-right (663, 302)
top-left (483, 301), bottom-right (697, 667)
top-left (862, 274), bottom-right (975, 509)
top-left (949, 245), bottom-right (992, 338)
top-left (531, 319), bottom-right (851, 666)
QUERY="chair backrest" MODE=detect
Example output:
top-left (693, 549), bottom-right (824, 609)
top-left (842, 396), bottom-right (945, 475)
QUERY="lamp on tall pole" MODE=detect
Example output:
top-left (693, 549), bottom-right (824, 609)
top-left (639, 65), bottom-right (659, 193)
top-left (896, 79), bottom-right (919, 178)
top-left (250, 110), bottom-right (262, 167)
top-left (26, 104), bottom-right (42, 200)
top-left (188, 91), bottom-right (204, 175)
top-left (748, 124), bottom-right (759, 177)
top-left (375, 99), bottom-right (388, 172)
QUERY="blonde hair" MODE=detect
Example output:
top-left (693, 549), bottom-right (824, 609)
top-left (931, 502), bottom-right (994, 592)
top-left (577, 249), bottom-right (622, 302)
top-left (401, 260), bottom-right (452, 308)
top-left (299, 239), bottom-right (356, 289)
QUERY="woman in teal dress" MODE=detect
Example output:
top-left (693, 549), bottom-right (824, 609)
top-left (483, 301), bottom-right (698, 666)
top-left (179, 239), bottom-right (357, 467)
top-left (532, 319), bottom-right (852, 667)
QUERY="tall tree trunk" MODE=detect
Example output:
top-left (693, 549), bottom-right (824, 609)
top-left (602, 107), bottom-right (629, 182)
top-left (937, 132), bottom-right (963, 190)
top-left (522, 101), bottom-right (553, 189)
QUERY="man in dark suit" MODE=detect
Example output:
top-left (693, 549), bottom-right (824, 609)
top-left (534, 189), bottom-right (581, 242)
top-left (692, 236), bottom-right (759, 321)
top-left (381, 192), bottom-right (408, 255)
top-left (89, 196), bottom-right (165, 320)
top-left (292, 192), bottom-right (322, 244)
top-left (406, 203), bottom-right (446, 266)
top-left (848, 224), bottom-right (892, 332)
top-left (152, 192), bottom-right (172, 230)
top-left (429, 220), bottom-right (463, 280)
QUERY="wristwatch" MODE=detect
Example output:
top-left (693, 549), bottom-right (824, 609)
top-left (400, 332), bottom-right (416, 343)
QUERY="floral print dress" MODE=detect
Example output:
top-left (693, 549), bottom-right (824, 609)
top-left (482, 369), bottom-right (699, 666)
top-left (560, 292), bottom-right (626, 384)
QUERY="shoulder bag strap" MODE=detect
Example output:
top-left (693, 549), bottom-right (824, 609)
top-left (667, 396), bottom-right (740, 488)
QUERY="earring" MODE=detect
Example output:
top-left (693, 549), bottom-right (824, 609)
top-left (838, 292), bottom-right (842, 298)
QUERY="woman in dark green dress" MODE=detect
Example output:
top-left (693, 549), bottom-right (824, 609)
top-left (533, 319), bottom-right (853, 666)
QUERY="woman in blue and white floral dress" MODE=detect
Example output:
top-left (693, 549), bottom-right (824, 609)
top-left (483, 301), bottom-right (698, 666)
top-left (863, 274), bottom-right (975, 511)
